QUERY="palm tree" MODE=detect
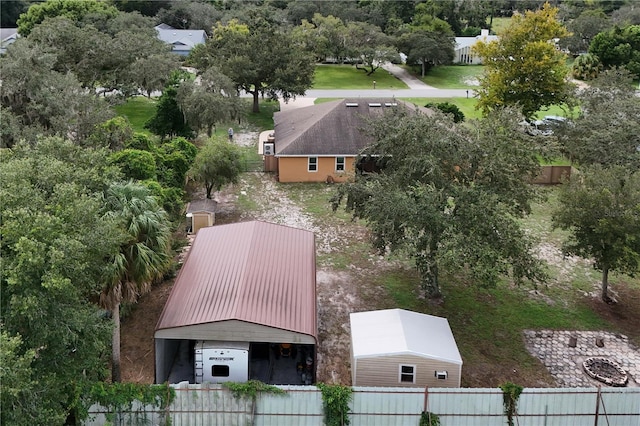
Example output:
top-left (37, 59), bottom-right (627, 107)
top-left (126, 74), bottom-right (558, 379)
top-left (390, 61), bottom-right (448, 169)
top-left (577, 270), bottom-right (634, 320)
top-left (101, 182), bottom-right (171, 382)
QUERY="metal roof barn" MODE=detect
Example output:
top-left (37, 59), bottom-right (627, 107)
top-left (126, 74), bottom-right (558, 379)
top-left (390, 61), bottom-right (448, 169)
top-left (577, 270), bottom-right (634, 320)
top-left (155, 220), bottom-right (317, 383)
top-left (350, 309), bottom-right (463, 387)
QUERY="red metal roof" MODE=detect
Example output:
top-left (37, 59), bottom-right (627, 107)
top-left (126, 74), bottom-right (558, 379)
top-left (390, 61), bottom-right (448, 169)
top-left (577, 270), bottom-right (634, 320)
top-left (156, 221), bottom-right (317, 342)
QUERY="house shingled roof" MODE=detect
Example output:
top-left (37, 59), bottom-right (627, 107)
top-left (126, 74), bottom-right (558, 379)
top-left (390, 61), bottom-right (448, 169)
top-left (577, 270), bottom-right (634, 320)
top-left (273, 98), bottom-right (424, 156)
top-left (155, 221), bottom-right (317, 342)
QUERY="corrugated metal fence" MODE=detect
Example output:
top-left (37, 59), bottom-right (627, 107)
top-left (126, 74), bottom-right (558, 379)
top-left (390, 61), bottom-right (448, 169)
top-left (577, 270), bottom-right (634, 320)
top-left (84, 384), bottom-right (640, 426)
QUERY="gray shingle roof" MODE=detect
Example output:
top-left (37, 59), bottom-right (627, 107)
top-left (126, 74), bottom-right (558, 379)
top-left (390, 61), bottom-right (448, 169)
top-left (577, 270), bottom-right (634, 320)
top-left (273, 98), bottom-right (422, 156)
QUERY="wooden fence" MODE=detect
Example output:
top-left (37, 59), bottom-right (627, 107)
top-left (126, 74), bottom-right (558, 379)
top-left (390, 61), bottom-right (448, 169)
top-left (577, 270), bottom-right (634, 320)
top-left (532, 165), bottom-right (573, 185)
top-left (84, 385), bottom-right (640, 426)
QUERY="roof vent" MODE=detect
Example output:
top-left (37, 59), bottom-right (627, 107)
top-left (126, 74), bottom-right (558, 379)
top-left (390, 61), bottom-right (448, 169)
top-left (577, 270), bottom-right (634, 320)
top-left (368, 103), bottom-right (382, 107)
top-left (345, 102), bottom-right (359, 107)
top-left (384, 102), bottom-right (398, 107)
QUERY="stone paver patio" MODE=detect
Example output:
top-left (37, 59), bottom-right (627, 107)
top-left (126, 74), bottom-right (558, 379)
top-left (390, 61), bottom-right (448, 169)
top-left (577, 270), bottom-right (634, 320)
top-left (524, 330), bottom-right (640, 387)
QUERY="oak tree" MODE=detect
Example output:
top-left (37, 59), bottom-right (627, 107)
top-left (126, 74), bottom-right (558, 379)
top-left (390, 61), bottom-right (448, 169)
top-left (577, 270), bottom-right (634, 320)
top-left (0, 138), bottom-right (122, 423)
top-left (553, 165), bottom-right (640, 303)
top-left (17, 0), bottom-right (118, 36)
top-left (332, 106), bottom-right (546, 297)
top-left (557, 69), bottom-right (640, 170)
top-left (190, 6), bottom-right (315, 113)
top-left (188, 135), bottom-right (242, 199)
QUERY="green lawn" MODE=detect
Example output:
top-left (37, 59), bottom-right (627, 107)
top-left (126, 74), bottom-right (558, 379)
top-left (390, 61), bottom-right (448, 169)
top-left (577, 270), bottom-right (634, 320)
top-left (313, 64), bottom-right (408, 89)
top-left (489, 17), bottom-right (511, 35)
top-left (419, 65), bottom-right (485, 89)
top-left (113, 96), bottom-right (157, 134)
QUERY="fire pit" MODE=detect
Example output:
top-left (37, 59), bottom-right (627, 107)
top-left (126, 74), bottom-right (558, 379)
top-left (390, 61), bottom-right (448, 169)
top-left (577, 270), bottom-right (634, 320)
top-left (582, 357), bottom-right (628, 387)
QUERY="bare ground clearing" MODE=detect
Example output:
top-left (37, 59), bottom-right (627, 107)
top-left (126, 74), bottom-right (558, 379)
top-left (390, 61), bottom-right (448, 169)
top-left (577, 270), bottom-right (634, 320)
top-left (121, 139), bottom-right (640, 386)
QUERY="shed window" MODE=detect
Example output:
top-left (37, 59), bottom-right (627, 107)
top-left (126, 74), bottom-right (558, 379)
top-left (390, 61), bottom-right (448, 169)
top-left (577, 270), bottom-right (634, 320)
top-left (212, 365), bottom-right (230, 377)
top-left (308, 157), bottom-right (318, 172)
top-left (336, 157), bottom-right (345, 172)
top-left (399, 364), bottom-right (416, 383)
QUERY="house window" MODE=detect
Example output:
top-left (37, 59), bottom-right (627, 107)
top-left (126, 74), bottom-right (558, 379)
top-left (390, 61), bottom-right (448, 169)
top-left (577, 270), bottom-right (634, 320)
top-left (212, 365), bottom-right (230, 377)
top-left (308, 157), bottom-right (318, 172)
top-left (336, 157), bottom-right (345, 172)
top-left (399, 364), bottom-right (416, 383)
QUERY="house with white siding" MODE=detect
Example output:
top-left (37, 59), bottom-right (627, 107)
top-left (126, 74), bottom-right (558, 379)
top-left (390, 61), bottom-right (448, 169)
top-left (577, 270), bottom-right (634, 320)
top-left (454, 29), bottom-right (498, 64)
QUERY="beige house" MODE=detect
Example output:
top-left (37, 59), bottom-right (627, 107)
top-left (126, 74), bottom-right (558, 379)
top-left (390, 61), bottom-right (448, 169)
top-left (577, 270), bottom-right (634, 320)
top-left (350, 309), bottom-right (462, 387)
top-left (266, 99), bottom-right (429, 183)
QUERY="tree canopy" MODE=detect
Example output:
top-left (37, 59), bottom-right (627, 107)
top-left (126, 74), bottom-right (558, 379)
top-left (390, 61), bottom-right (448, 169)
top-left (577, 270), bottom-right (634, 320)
top-left (332, 106), bottom-right (547, 297)
top-left (345, 21), bottom-right (399, 75)
top-left (553, 165), bottom-right (640, 303)
top-left (101, 181), bottom-right (171, 382)
top-left (188, 136), bottom-right (243, 200)
top-left (589, 24), bottom-right (640, 78)
top-left (474, 4), bottom-right (572, 119)
top-left (177, 66), bottom-right (245, 137)
top-left (145, 70), bottom-right (194, 140)
top-left (17, 0), bottom-right (118, 36)
top-left (557, 69), bottom-right (640, 170)
top-left (0, 138), bottom-right (122, 423)
top-left (190, 6), bottom-right (315, 113)
top-left (0, 39), bottom-right (113, 146)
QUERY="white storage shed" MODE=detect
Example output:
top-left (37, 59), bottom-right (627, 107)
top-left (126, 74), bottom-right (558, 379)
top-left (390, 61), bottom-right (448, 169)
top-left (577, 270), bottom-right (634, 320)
top-left (350, 309), bottom-right (462, 387)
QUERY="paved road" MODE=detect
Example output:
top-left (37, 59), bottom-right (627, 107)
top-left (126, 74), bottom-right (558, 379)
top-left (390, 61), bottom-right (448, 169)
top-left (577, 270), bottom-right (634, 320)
top-left (304, 88), bottom-right (475, 98)
top-left (276, 63), bottom-right (477, 110)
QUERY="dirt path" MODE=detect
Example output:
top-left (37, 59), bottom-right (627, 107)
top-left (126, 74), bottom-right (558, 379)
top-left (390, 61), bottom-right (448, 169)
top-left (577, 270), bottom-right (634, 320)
top-left (122, 170), bottom-right (371, 385)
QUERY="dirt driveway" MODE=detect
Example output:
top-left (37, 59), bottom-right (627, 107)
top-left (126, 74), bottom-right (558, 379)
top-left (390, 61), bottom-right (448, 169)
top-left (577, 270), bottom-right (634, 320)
top-left (122, 170), bottom-right (384, 385)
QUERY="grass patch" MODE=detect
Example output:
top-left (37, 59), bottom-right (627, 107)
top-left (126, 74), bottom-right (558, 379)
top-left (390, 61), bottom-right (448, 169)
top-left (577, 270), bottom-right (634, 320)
top-left (419, 65), bottom-right (485, 89)
top-left (534, 104), bottom-right (580, 120)
top-left (242, 100), bottom-right (280, 131)
top-left (114, 96), bottom-right (157, 134)
top-left (313, 64), bottom-right (407, 89)
top-left (489, 17), bottom-right (511, 35)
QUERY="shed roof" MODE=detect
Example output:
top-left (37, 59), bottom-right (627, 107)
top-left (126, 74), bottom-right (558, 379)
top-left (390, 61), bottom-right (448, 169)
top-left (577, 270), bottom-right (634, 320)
top-left (350, 309), bottom-right (462, 365)
top-left (273, 98), bottom-right (424, 156)
top-left (156, 221), bottom-right (317, 343)
top-left (186, 198), bottom-right (218, 214)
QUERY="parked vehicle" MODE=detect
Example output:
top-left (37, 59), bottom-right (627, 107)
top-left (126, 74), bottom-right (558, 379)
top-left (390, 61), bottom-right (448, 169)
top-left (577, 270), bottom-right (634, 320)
top-left (521, 115), bottom-right (569, 136)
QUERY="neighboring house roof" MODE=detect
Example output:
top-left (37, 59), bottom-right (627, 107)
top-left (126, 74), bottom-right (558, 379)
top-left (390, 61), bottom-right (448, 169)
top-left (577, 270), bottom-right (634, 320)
top-left (350, 309), bottom-right (463, 365)
top-left (0, 28), bottom-right (18, 54)
top-left (156, 220), bottom-right (317, 342)
top-left (186, 198), bottom-right (218, 214)
top-left (273, 98), bottom-right (425, 157)
top-left (155, 23), bottom-right (207, 54)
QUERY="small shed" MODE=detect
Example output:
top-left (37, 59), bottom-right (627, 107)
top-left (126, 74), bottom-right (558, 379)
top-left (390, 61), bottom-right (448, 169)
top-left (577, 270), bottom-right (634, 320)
top-left (350, 309), bottom-right (462, 387)
top-left (186, 199), bottom-right (217, 234)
